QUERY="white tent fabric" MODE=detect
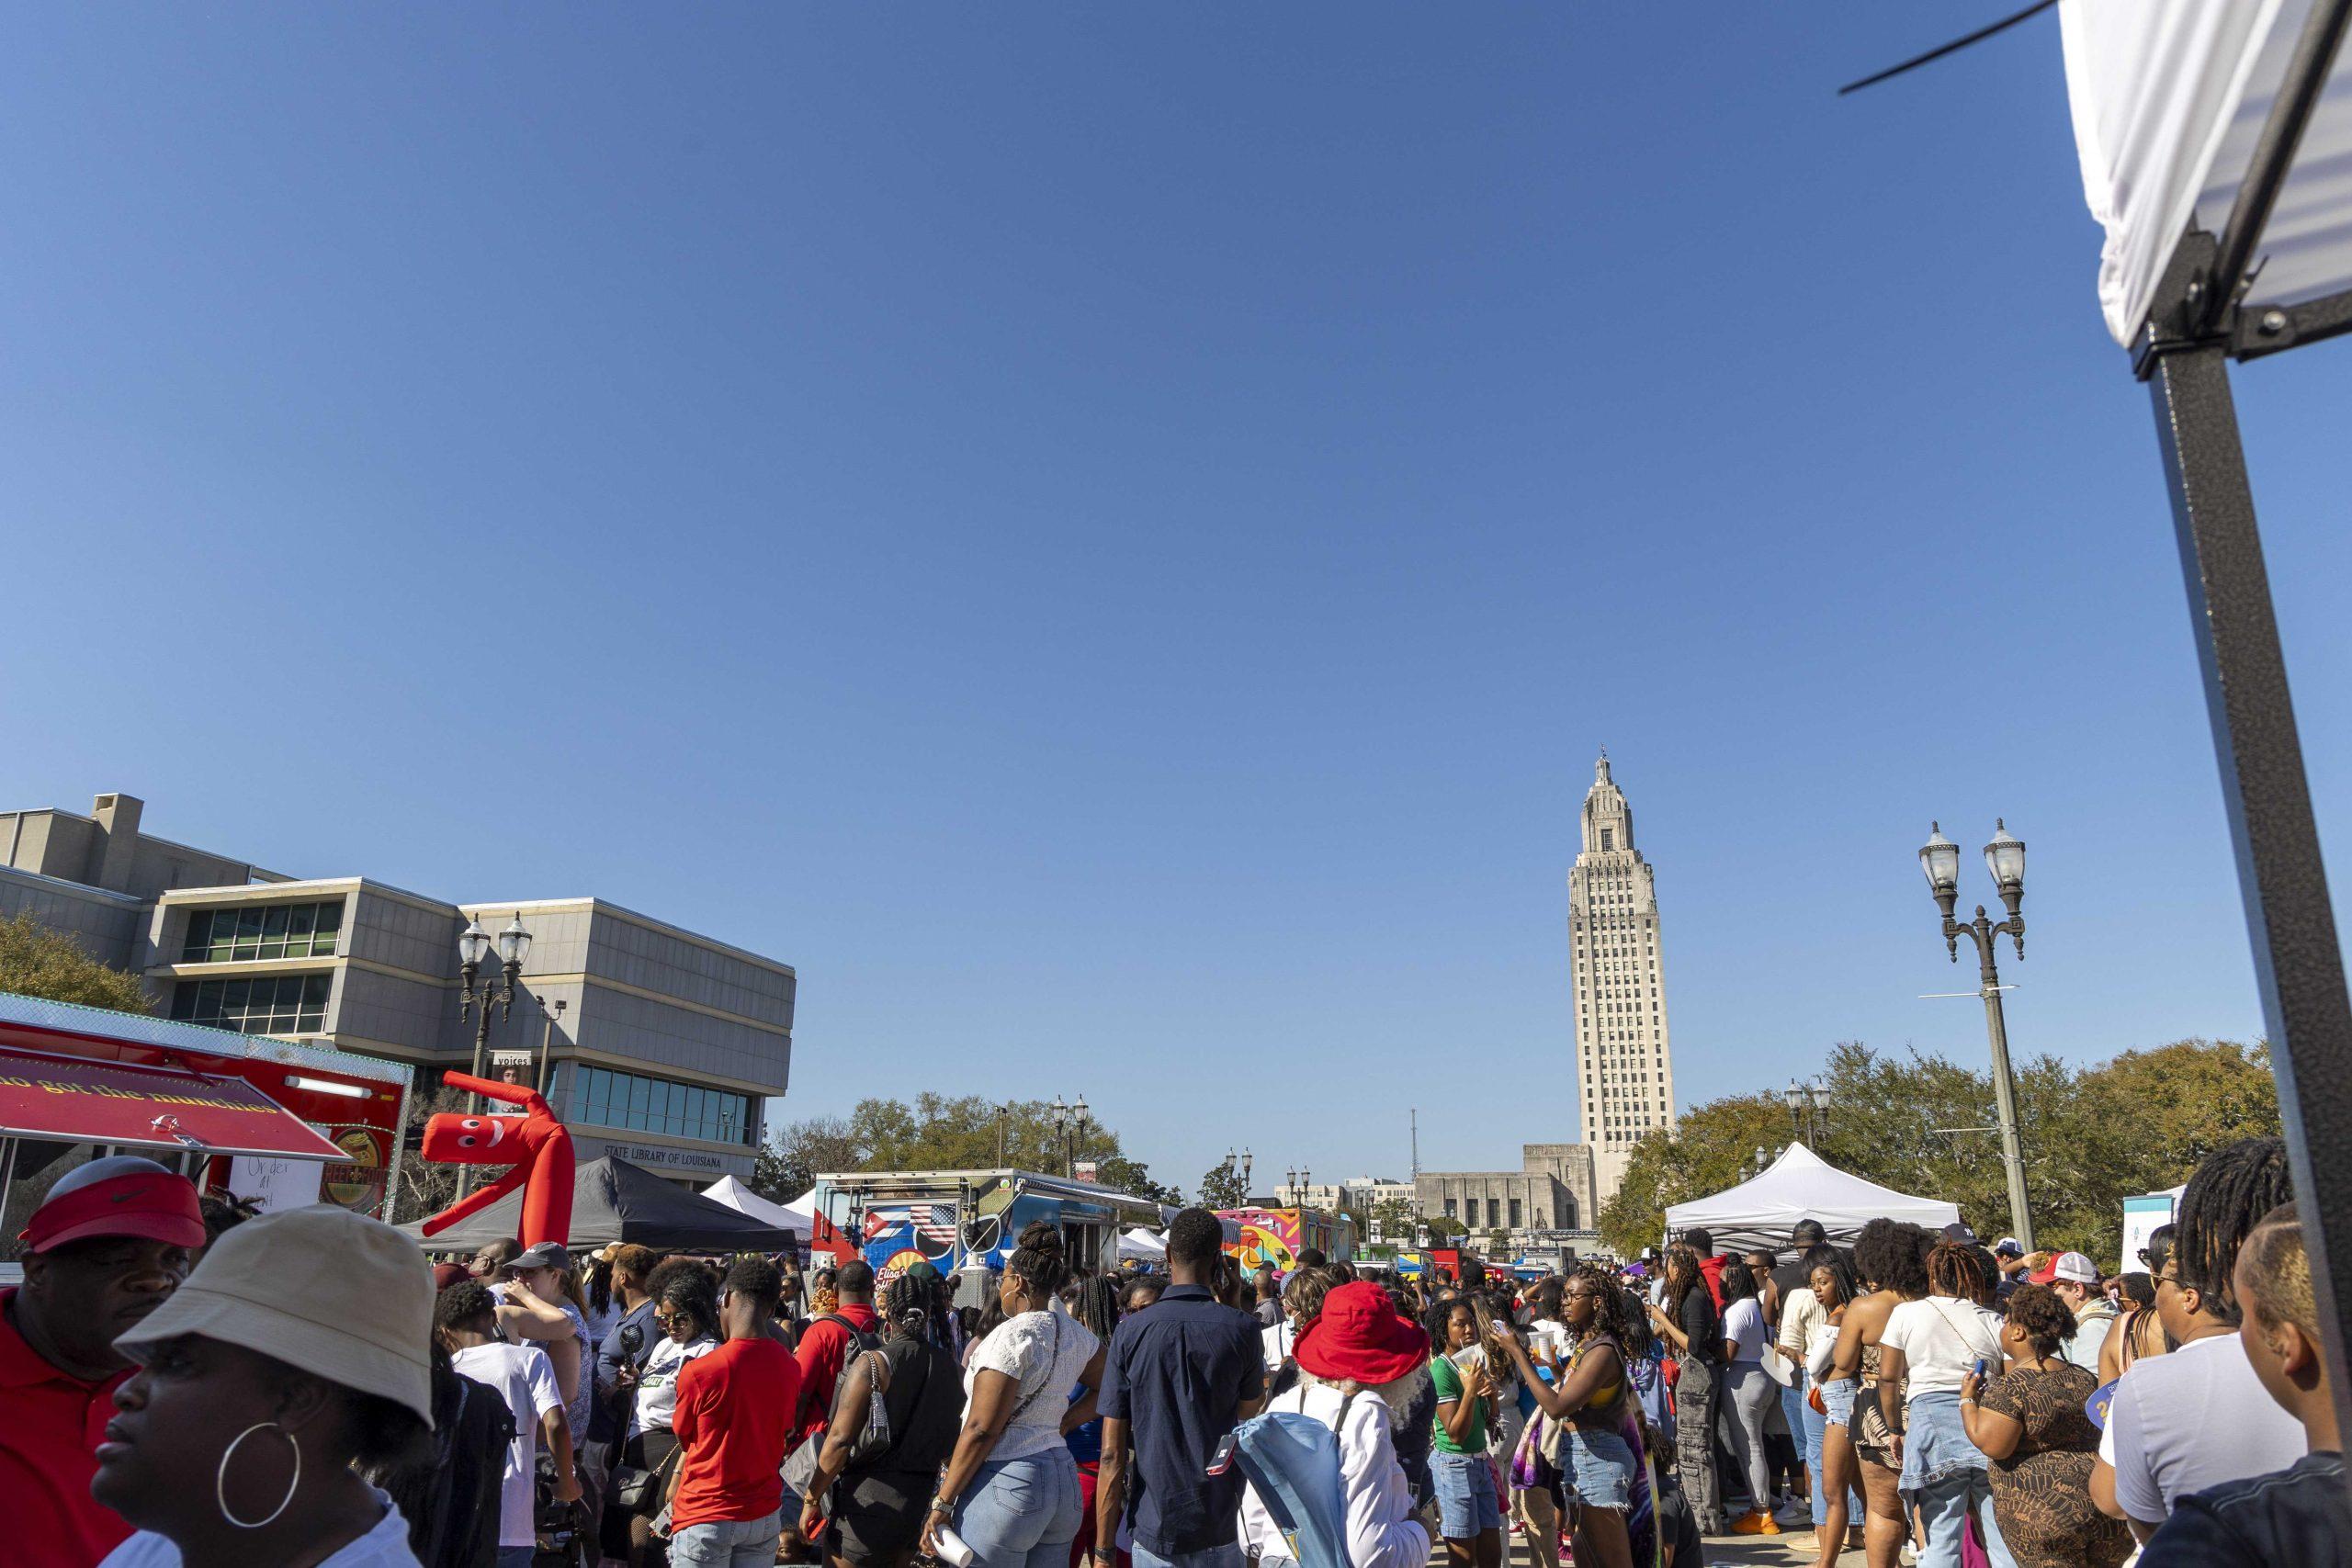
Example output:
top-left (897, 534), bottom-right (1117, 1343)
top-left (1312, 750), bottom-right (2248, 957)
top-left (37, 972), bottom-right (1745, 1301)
top-left (1663, 1144), bottom-right (1960, 1249)
top-left (1118, 1226), bottom-right (1167, 1262)
top-left (702, 1175), bottom-right (810, 1238)
top-left (2061, 0), bottom-right (2352, 344)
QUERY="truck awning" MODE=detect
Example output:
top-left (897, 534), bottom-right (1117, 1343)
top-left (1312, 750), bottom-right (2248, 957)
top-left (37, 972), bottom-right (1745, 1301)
top-left (0, 1045), bottom-right (346, 1160)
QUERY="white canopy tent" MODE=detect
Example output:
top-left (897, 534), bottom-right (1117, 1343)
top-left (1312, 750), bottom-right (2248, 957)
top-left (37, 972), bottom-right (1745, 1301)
top-left (2062, 0), bottom-right (2352, 345)
top-left (1117, 1226), bottom-right (1167, 1263)
top-left (702, 1175), bottom-right (810, 1239)
top-left (1663, 1144), bottom-right (1959, 1251)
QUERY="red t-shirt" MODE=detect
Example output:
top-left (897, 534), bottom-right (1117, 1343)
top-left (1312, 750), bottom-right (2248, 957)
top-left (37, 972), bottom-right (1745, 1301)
top-left (791, 1303), bottom-right (878, 1442)
top-left (671, 1336), bottom-right (801, 1530)
top-left (0, 1287), bottom-right (136, 1567)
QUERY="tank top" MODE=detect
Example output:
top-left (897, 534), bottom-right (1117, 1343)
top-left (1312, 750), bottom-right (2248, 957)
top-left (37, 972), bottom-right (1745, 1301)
top-left (1568, 1333), bottom-right (1626, 1413)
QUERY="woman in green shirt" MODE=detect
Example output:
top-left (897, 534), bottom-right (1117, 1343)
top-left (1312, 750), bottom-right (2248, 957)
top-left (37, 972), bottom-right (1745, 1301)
top-left (1424, 1299), bottom-right (1503, 1568)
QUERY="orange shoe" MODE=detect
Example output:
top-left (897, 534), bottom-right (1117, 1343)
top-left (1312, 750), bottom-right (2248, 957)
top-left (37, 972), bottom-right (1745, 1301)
top-left (1728, 1510), bottom-right (1782, 1536)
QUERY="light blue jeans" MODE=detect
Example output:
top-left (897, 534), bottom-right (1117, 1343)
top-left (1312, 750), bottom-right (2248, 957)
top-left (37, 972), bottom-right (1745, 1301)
top-left (956, 1450), bottom-right (1083, 1568)
top-left (1132, 1544), bottom-right (1248, 1568)
top-left (1782, 1369), bottom-right (1826, 1521)
top-left (671, 1508), bottom-right (785, 1568)
top-left (1914, 1472), bottom-right (2018, 1568)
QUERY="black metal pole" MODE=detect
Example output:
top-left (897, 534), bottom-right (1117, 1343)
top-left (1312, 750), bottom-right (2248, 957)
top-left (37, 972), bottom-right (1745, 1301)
top-left (2141, 289), bottom-right (2352, 1462)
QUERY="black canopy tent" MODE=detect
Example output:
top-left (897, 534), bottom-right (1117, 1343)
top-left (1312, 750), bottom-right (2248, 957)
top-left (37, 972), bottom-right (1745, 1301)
top-left (400, 1155), bottom-right (799, 1253)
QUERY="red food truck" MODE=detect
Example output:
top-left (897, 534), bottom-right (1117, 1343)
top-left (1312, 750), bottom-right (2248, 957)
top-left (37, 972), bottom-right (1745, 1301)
top-left (0, 988), bottom-right (409, 1245)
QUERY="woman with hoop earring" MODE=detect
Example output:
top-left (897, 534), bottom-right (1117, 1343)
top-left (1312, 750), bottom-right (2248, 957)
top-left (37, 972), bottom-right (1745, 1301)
top-left (91, 1206), bottom-right (435, 1567)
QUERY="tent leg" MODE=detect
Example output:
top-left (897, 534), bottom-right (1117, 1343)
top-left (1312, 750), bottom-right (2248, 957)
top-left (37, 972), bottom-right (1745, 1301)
top-left (2143, 329), bottom-right (2352, 1457)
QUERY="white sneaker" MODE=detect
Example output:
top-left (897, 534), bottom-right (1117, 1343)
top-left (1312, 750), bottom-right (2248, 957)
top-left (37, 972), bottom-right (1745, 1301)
top-left (1900, 1544), bottom-right (1919, 1565)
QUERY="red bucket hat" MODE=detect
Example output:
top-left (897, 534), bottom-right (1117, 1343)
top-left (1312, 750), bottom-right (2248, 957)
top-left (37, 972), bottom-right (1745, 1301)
top-left (1295, 1280), bottom-right (1429, 1386)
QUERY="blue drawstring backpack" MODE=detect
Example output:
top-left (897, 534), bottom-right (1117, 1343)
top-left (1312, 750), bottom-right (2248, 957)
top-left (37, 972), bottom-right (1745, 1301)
top-left (1228, 1392), bottom-right (1361, 1568)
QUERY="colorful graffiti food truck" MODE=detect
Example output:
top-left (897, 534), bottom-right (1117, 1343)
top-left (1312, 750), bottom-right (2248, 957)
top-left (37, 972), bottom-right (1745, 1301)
top-left (1215, 1206), bottom-right (1357, 1272)
top-left (811, 1168), bottom-right (1170, 1285)
top-left (0, 990), bottom-right (411, 1253)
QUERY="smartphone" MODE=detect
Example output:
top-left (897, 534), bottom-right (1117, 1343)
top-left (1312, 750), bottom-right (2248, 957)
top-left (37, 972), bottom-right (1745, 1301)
top-left (1972, 1359), bottom-right (1989, 1382)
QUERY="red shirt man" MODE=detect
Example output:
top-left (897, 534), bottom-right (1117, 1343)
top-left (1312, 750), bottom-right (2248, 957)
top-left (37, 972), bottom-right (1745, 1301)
top-left (0, 1157), bottom-right (204, 1567)
top-left (671, 1259), bottom-right (803, 1545)
top-left (792, 1258), bottom-right (878, 1442)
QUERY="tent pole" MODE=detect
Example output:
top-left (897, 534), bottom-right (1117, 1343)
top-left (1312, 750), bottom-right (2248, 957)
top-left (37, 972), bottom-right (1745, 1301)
top-left (2200, 0), bottom-right (2352, 332)
top-left (2138, 233), bottom-right (2352, 1467)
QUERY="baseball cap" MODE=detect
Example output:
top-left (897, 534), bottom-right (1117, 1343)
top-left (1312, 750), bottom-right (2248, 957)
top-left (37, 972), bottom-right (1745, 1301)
top-left (18, 1156), bottom-right (205, 1255)
top-left (1941, 1221), bottom-right (1981, 1246)
top-left (431, 1261), bottom-right (471, 1292)
top-left (1993, 1236), bottom-right (2024, 1258)
top-left (2030, 1250), bottom-right (2098, 1286)
top-left (116, 1206), bottom-right (435, 1426)
top-left (511, 1241), bottom-right (571, 1272)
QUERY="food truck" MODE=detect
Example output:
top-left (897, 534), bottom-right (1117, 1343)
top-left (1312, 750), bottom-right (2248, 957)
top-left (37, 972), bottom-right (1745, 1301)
top-left (0, 989), bottom-right (410, 1252)
top-left (1216, 1205), bottom-right (1357, 1272)
top-left (811, 1168), bottom-right (1170, 1285)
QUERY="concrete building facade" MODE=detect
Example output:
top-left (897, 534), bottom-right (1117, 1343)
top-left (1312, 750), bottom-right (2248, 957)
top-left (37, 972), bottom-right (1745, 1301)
top-left (1569, 753), bottom-right (1677, 1205)
top-left (1416, 1143), bottom-right (1600, 1251)
top-left (1, 793), bottom-right (794, 1183)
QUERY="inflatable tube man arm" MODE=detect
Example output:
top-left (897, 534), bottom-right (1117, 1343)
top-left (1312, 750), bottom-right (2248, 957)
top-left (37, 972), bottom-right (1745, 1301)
top-left (418, 1071), bottom-right (575, 1246)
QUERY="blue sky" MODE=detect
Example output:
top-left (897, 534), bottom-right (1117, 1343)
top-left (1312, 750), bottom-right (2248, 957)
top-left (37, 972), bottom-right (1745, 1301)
top-left (5, 5), bottom-right (2346, 1196)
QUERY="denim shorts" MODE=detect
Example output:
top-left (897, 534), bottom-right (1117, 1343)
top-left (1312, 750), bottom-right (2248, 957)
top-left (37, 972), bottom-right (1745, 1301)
top-left (955, 1450), bottom-right (1083, 1568)
top-left (1566, 1427), bottom-right (1635, 1511)
top-left (1818, 1376), bottom-right (1857, 1428)
top-left (1430, 1449), bottom-right (1502, 1539)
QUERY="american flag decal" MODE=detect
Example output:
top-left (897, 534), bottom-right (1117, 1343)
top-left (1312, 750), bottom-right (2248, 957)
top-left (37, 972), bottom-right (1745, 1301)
top-left (865, 1203), bottom-right (958, 1247)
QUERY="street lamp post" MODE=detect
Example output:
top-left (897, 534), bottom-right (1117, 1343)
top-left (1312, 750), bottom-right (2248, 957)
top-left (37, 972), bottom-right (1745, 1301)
top-left (1919, 820), bottom-right (2036, 1251)
top-left (456, 914), bottom-right (531, 1198)
top-left (1239, 1147), bottom-right (1253, 1198)
top-left (531, 994), bottom-right (569, 1095)
top-left (1047, 1095), bottom-right (1090, 1178)
top-left (1783, 1077), bottom-right (1829, 1144)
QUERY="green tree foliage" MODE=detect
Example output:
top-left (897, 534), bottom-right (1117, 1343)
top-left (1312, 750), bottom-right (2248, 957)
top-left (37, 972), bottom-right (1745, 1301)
top-left (1196, 1155), bottom-right (1250, 1210)
top-left (753, 1094), bottom-right (1180, 1204)
top-left (0, 912), bottom-right (150, 1013)
top-left (1598, 1038), bottom-right (2279, 1265)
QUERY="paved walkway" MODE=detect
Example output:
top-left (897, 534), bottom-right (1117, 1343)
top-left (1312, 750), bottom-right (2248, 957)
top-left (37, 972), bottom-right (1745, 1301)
top-left (1434, 1523), bottom-right (1867, 1566)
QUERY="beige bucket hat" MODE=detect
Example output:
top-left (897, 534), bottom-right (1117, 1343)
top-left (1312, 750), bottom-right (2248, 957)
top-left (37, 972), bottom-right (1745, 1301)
top-left (114, 1204), bottom-right (435, 1427)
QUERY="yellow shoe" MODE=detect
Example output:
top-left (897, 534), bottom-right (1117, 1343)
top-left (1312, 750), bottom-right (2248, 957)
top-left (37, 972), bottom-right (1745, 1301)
top-left (1728, 1510), bottom-right (1782, 1536)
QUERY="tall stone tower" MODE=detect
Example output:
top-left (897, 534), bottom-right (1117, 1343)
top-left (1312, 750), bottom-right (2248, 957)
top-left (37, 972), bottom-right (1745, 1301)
top-left (1568, 751), bottom-right (1676, 1206)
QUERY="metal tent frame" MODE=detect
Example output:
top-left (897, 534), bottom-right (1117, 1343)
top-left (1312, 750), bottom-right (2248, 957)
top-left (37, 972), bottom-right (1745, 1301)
top-left (2126, 0), bottom-right (2352, 1463)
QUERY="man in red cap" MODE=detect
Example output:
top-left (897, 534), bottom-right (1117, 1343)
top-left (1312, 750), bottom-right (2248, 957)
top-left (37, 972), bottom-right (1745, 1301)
top-left (0, 1155), bottom-right (203, 1567)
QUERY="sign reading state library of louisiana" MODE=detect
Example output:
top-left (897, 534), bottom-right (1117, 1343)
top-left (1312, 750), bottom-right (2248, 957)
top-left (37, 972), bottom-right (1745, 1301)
top-left (571, 1135), bottom-right (733, 1175)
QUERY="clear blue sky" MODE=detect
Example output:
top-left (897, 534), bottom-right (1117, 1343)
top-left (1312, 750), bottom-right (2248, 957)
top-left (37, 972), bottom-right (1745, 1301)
top-left (6, 5), bottom-right (2346, 1197)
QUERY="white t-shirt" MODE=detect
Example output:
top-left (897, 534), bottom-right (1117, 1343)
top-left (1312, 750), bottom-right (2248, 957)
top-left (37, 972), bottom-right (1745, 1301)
top-left (1882, 1295), bottom-right (2004, 1403)
top-left (1262, 1317), bottom-right (1295, 1372)
top-left (965, 1304), bottom-right (1101, 1461)
top-left (99, 1490), bottom-right (422, 1567)
top-left (634, 1333), bottom-right (718, 1435)
top-left (1722, 1297), bottom-right (1769, 1363)
top-left (2102, 1332), bottom-right (2308, 1522)
top-left (452, 1340), bottom-right (563, 1549)
top-left (1238, 1383), bottom-right (1430, 1568)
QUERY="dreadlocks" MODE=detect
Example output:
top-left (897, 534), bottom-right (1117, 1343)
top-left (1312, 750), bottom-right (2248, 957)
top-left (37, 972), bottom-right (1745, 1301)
top-left (2175, 1136), bottom-right (2294, 1325)
top-left (1572, 1260), bottom-right (1639, 1347)
top-left (1926, 1240), bottom-right (1992, 1303)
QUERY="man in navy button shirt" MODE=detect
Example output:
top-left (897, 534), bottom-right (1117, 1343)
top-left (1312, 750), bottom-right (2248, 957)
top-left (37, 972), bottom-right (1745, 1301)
top-left (1095, 1208), bottom-right (1266, 1568)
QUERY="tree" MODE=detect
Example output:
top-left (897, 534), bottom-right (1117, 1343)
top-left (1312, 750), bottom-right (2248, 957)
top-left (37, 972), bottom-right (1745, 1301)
top-left (1196, 1156), bottom-right (1250, 1210)
top-left (0, 912), bottom-right (149, 1012)
top-left (752, 1113), bottom-right (865, 1202)
top-left (1595, 1038), bottom-right (2280, 1263)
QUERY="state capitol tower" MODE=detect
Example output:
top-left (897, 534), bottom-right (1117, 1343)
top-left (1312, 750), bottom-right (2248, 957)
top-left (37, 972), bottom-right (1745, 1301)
top-left (1568, 751), bottom-right (1677, 1204)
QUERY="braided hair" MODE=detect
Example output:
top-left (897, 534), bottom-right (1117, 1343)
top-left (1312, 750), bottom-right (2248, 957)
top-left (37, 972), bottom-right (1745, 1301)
top-left (1926, 1241), bottom-right (1992, 1303)
top-left (1069, 1273), bottom-right (1124, 1343)
top-left (2175, 1137), bottom-right (2293, 1325)
top-left (1570, 1261), bottom-right (1638, 1347)
top-left (880, 1272), bottom-right (933, 1340)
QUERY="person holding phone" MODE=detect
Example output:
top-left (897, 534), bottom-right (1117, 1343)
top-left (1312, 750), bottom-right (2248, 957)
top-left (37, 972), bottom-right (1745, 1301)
top-left (1486, 1265), bottom-right (1638, 1568)
top-left (1878, 1243), bottom-right (2013, 1568)
top-left (1425, 1299), bottom-right (1503, 1568)
top-left (1958, 1284), bottom-right (2130, 1568)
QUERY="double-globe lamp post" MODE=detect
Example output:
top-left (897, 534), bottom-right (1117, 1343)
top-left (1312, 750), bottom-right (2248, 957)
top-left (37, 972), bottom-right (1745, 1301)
top-left (1784, 1078), bottom-right (1829, 1145)
top-left (1046, 1094), bottom-right (1090, 1178)
top-left (1919, 820), bottom-right (2036, 1252)
top-left (456, 913), bottom-right (532, 1199)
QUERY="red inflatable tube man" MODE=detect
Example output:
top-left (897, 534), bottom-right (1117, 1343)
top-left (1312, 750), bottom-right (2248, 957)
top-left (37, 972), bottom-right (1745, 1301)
top-left (418, 1072), bottom-right (575, 1247)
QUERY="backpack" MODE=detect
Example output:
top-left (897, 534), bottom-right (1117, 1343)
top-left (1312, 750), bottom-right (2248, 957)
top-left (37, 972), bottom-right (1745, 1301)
top-left (781, 1314), bottom-right (885, 1501)
top-left (1230, 1389), bottom-right (1363, 1568)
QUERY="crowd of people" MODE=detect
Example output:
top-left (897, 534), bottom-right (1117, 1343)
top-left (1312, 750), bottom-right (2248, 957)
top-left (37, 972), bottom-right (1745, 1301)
top-left (0, 1134), bottom-right (2343, 1568)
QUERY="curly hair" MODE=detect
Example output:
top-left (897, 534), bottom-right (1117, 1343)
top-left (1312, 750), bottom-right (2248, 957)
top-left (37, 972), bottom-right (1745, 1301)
top-left (1663, 1246), bottom-right (1707, 1309)
top-left (1283, 1266), bottom-right (1335, 1327)
top-left (1927, 1241), bottom-right (1993, 1303)
top-left (2004, 1281), bottom-right (2075, 1356)
top-left (1853, 1219), bottom-right (1930, 1296)
top-left (2176, 1137), bottom-right (2293, 1325)
top-left (1004, 1219), bottom-right (1070, 1301)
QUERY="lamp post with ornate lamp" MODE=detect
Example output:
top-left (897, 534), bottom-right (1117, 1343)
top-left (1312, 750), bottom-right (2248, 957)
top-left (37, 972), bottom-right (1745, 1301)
top-left (1920, 820), bottom-right (2036, 1251)
top-left (1783, 1078), bottom-right (1830, 1145)
top-left (1046, 1095), bottom-right (1090, 1178)
top-left (456, 913), bottom-right (532, 1198)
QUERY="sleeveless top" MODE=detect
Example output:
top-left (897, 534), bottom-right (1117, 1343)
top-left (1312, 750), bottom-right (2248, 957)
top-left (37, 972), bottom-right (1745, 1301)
top-left (1567, 1332), bottom-right (1626, 1413)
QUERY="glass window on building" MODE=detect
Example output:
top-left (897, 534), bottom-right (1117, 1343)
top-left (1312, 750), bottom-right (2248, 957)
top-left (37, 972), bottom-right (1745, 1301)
top-left (181, 900), bottom-right (344, 963)
top-left (1443, 1198), bottom-right (1456, 1219)
top-left (574, 1064), bottom-right (755, 1146)
top-left (168, 974), bottom-right (330, 1035)
top-left (1510, 1198), bottom-right (1522, 1228)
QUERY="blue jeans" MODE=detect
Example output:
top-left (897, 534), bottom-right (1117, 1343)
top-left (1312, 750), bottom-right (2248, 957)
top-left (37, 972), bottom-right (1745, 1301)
top-left (1914, 1472), bottom-right (2018, 1568)
top-left (1430, 1449), bottom-right (1502, 1539)
top-left (956, 1450), bottom-right (1083, 1568)
top-left (671, 1508), bottom-right (785, 1568)
top-left (1132, 1545), bottom-right (1248, 1568)
top-left (1782, 1370), bottom-right (1826, 1521)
